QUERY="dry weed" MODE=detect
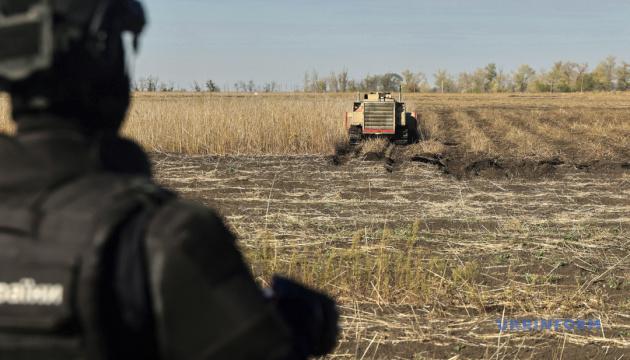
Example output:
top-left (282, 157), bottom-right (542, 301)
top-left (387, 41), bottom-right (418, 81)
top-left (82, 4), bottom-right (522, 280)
top-left (123, 93), bottom-right (347, 155)
top-left (359, 137), bottom-right (388, 156)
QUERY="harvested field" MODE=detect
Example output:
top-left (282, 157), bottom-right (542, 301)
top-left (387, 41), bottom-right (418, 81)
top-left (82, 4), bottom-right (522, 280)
top-left (125, 92), bottom-right (628, 180)
top-left (153, 153), bottom-right (629, 359)
top-left (1, 93), bottom-right (629, 358)
top-left (416, 106), bottom-right (630, 179)
top-left (2, 93), bottom-right (629, 179)
top-left (144, 93), bottom-right (628, 359)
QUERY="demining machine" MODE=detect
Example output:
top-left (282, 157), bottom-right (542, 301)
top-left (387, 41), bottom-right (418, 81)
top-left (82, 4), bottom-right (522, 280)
top-left (344, 89), bottom-right (419, 144)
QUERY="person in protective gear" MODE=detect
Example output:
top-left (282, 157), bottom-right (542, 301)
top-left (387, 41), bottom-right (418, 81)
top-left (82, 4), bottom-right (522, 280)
top-left (0, 1), bottom-right (339, 359)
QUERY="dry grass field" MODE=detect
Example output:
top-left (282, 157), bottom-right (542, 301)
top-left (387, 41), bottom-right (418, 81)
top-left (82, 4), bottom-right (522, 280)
top-left (142, 93), bottom-right (629, 359)
top-left (153, 152), bottom-right (629, 359)
top-left (125, 92), bottom-right (629, 180)
top-left (124, 93), bottom-right (347, 154)
top-left (1, 92), bottom-right (629, 358)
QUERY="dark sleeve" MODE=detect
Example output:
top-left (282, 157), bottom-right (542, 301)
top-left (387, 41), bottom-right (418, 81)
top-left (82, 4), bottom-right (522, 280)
top-left (142, 200), bottom-right (297, 360)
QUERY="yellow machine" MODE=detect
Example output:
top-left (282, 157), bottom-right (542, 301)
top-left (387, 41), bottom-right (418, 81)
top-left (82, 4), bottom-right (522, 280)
top-left (344, 90), bottom-right (418, 144)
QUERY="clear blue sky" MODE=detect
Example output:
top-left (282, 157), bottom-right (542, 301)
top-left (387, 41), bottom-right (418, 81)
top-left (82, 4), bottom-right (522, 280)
top-left (134, 0), bottom-right (630, 90)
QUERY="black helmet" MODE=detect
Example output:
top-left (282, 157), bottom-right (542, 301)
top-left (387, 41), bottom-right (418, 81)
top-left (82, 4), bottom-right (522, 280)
top-left (0, 0), bottom-right (146, 134)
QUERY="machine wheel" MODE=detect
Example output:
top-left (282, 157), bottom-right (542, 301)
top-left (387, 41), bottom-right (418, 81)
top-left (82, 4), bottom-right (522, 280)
top-left (406, 116), bottom-right (419, 144)
top-left (394, 128), bottom-right (409, 145)
top-left (349, 126), bottom-right (362, 145)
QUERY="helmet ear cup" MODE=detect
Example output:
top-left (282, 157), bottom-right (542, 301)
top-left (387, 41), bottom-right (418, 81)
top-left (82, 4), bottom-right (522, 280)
top-left (0, 2), bottom-right (54, 82)
top-left (0, 0), bottom-right (146, 81)
top-left (0, 0), bottom-right (41, 15)
top-left (3, 0), bottom-right (147, 134)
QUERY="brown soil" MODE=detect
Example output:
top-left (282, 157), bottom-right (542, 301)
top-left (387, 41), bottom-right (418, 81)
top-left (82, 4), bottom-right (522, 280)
top-left (153, 152), bottom-right (630, 360)
top-left (146, 88), bottom-right (630, 360)
top-left (410, 107), bottom-right (629, 180)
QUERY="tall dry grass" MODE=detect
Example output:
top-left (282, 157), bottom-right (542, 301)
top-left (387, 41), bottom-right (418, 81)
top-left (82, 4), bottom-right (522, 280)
top-left (125, 92), bottom-right (629, 157)
top-left (3, 92), bottom-right (630, 160)
top-left (124, 93), bottom-right (349, 155)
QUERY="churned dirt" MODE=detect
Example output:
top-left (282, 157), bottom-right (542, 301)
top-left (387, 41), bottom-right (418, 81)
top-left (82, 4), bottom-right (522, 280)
top-left (407, 99), bottom-right (629, 180)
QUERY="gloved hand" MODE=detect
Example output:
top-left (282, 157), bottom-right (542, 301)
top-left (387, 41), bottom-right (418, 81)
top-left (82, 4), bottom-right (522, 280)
top-left (270, 276), bottom-right (339, 358)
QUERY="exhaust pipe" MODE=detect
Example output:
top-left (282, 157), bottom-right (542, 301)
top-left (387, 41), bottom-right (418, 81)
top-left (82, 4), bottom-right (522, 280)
top-left (399, 85), bottom-right (402, 102)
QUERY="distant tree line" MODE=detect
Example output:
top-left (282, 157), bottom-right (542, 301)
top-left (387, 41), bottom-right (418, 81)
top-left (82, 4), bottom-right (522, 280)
top-left (133, 77), bottom-right (286, 93)
top-left (303, 56), bottom-right (630, 93)
top-left (134, 77), bottom-right (222, 92)
top-left (133, 56), bottom-right (629, 93)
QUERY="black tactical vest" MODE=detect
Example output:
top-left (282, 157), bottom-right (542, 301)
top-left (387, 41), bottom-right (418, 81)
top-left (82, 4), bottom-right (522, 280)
top-left (0, 130), bottom-right (296, 360)
top-left (0, 173), bottom-right (169, 360)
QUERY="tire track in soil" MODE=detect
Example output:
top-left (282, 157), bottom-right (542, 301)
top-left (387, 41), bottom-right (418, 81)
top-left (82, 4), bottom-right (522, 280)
top-left (330, 141), bottom-right (363, 166)
top-left (429, 109), bottom-right (567, 179)
top-left (489, 110), bottom-right (557, 158)
top-left (334, 109), bottom-right (628, 178)
top-left (464, 109), bottom-right (575, 178)
top-left (452, 109), bottom-right (498, 154)
top-left (463, 109), bottom-right (522, 156)
top-left (501, 111), bottom-right (629, 175)
top-left (433, 108), bottom-right (461, 146)
top-left (542, 113), bottom-right (630, 159)
top-left (332, 140), bottom-right (402, 173)
top-left (467, 109), bottom-right (566, 158)
top-left (449, 109), bottom-right (505, 178)
top-left (502, 111), bottom-right (576, 160)
top-left (429, 108), bottom-right (490, 178)
top-left (496, 112), bottom-right (630, 173)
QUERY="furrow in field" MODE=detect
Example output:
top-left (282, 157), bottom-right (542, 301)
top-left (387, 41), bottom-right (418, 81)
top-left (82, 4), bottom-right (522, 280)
top-left (542, 110), bottom-right (630, 159)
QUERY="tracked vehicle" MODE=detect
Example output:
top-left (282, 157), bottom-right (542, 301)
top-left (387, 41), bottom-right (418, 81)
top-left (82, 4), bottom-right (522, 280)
top-left (344, 90), bottom-right (418, 144)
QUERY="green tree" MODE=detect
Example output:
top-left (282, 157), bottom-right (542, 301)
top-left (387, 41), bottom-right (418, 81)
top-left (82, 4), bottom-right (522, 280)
top-left (434, 70), bottom-right (456, 93)
top-left (457, 72), bottom-right (474, 93)
top-left (493, 69), bottom-right (510, 92)
top-left (379, 73), bottom-right (403, 92)
top-left (401, 70), bottom-right (427, 92)
top-left (337, 68), bottom-right (349, 92)
top-left (484, 63), bottom-right (497, 92)
top-left (159, 81), bottom-right (174, 92)
top-left (592, 56), bottom-right (616, 91)
top-left (205, 79), bottom-right (220, 92)
top-left (575, 63), bottom-right (589, 93)
top-left (263, 81), bottom-right (277, 93)
top-left (401, 69), bottom-right (415, 92)
top-left (513, 65), bottom-right (536, 92)
top-left (138, 76), bottom-right (159, 92)
top-left (361, 74), bottom-right (380, 91)
top-left (347, 79), bottom-right (358, 92)
top-left (615, 62), bottom-right (630, 91)
top-left (557, 62), bottom-right (577, 92)
top-left (547, 62), bottom-right (564, 93)
top-left (314, 79), bottom-right (327, 93)
top-left (471, 69), bottom-right (487, 93)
